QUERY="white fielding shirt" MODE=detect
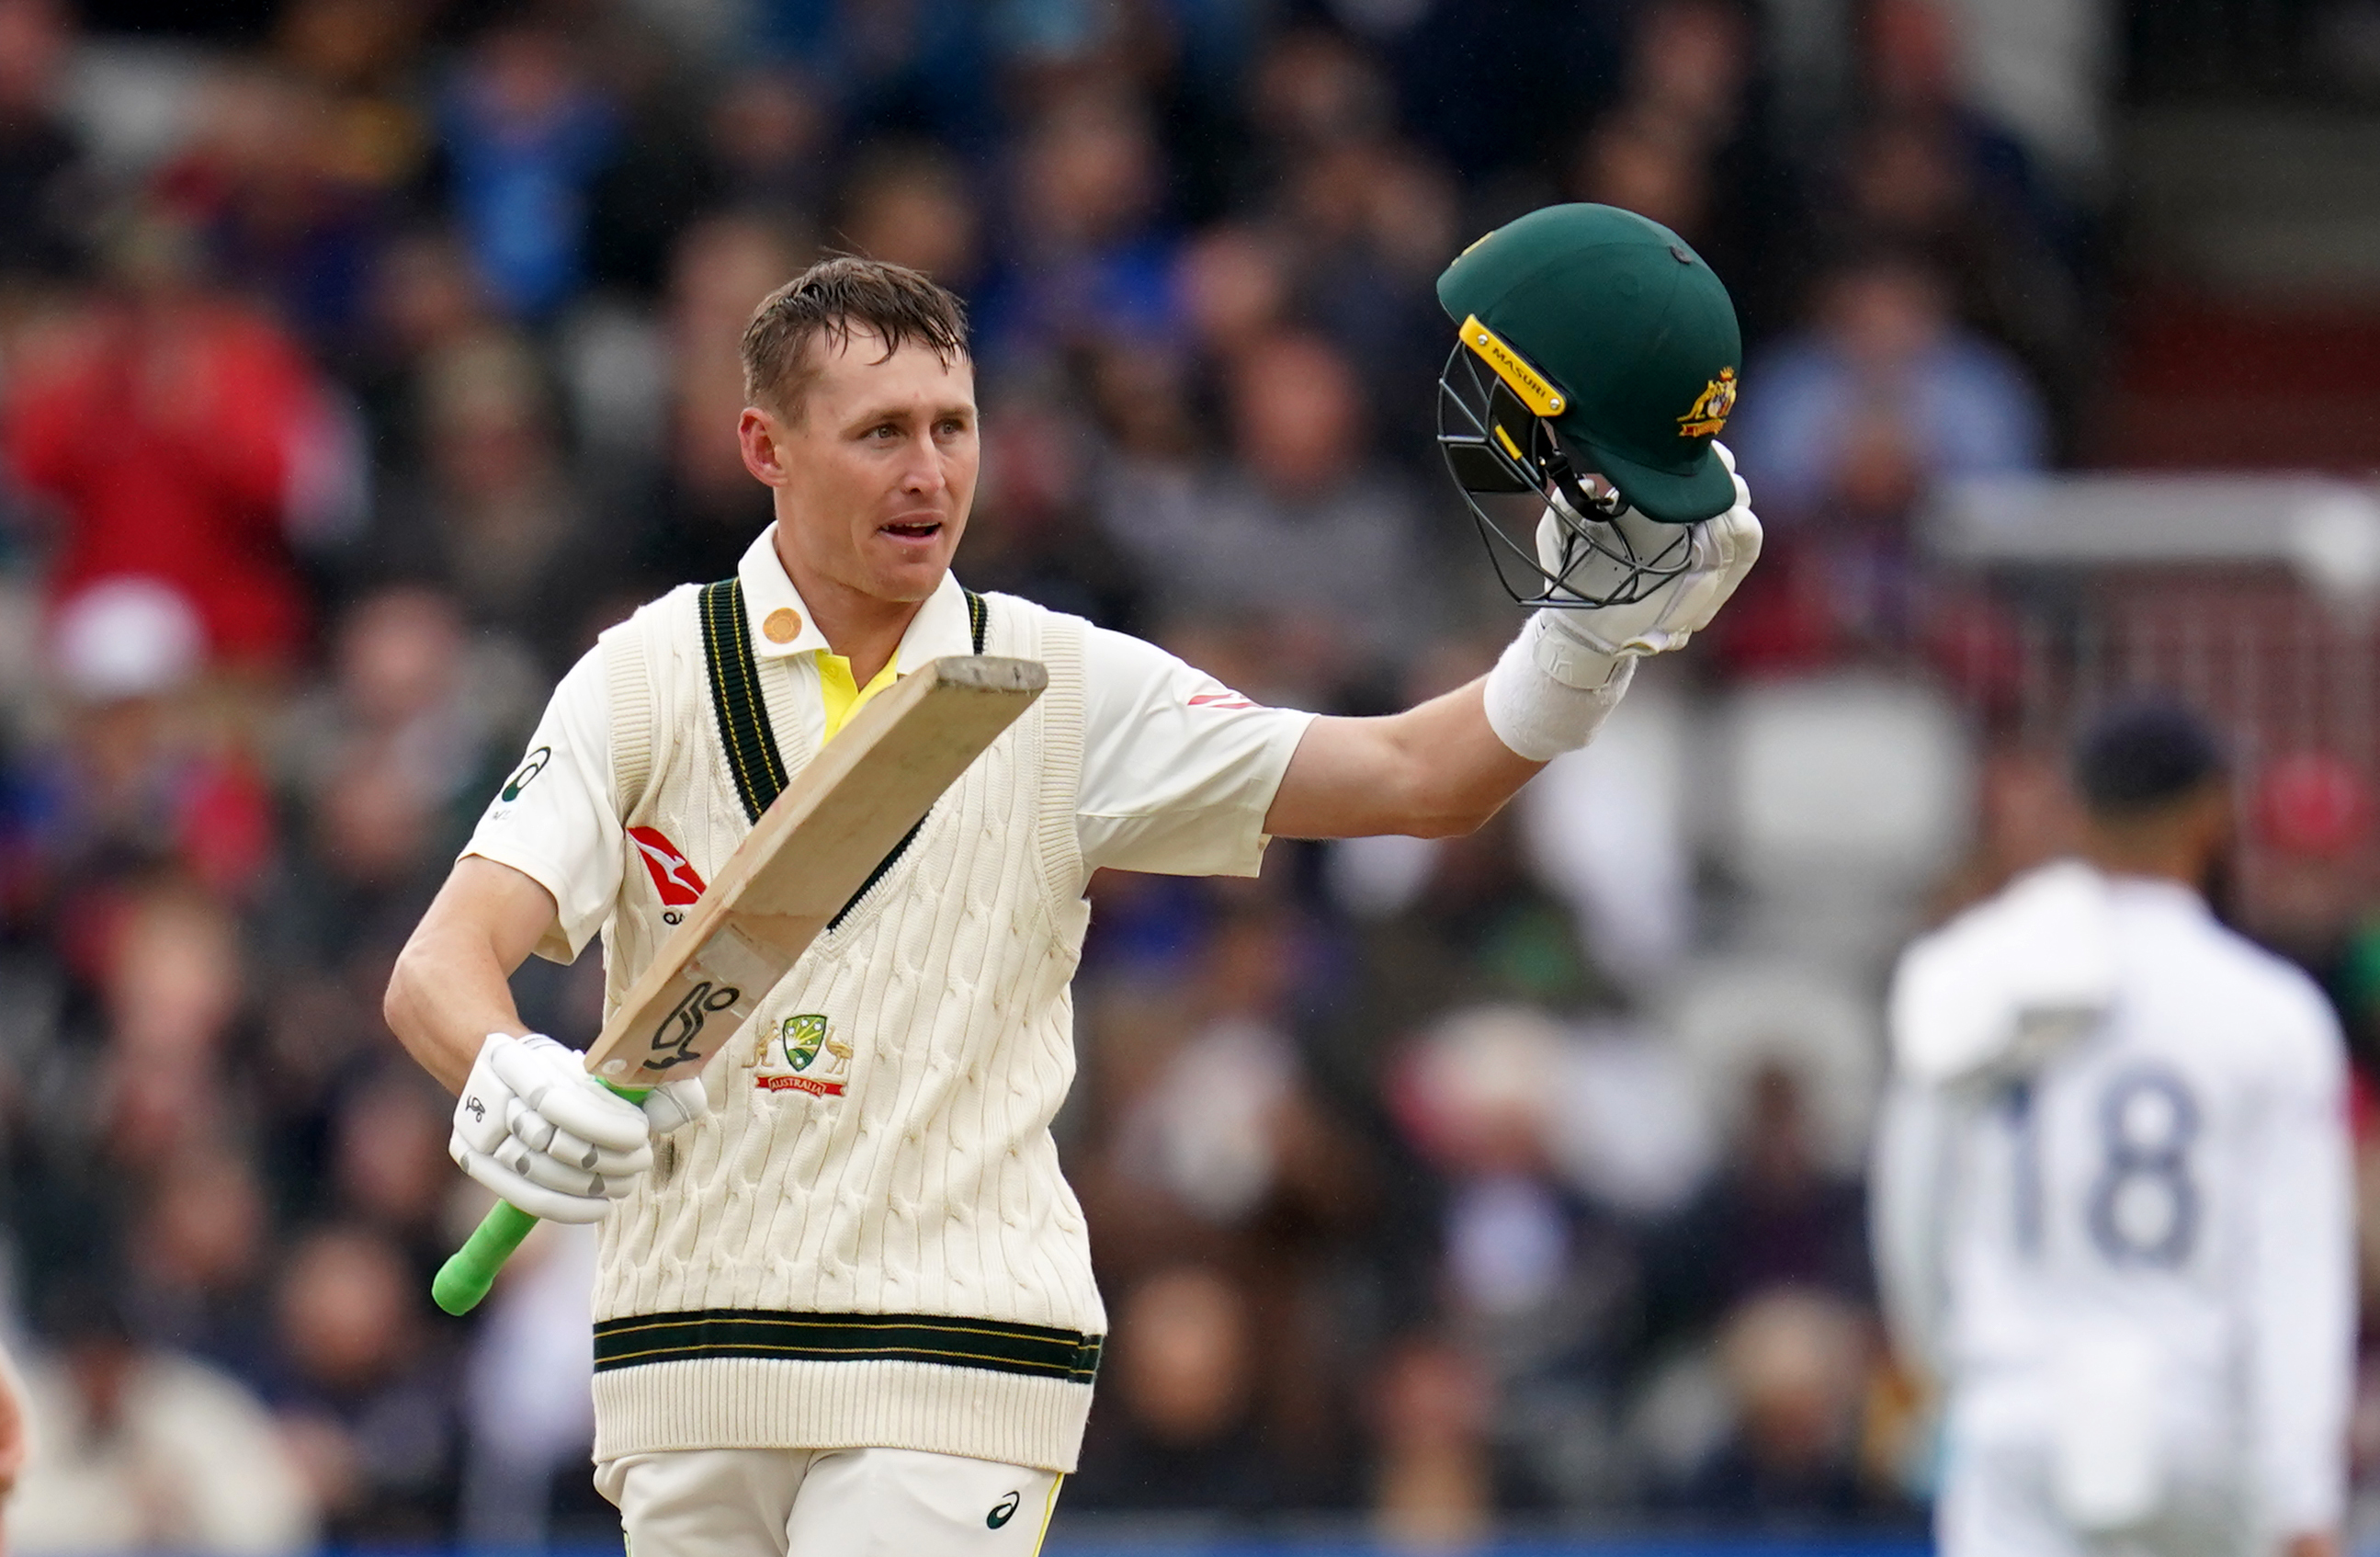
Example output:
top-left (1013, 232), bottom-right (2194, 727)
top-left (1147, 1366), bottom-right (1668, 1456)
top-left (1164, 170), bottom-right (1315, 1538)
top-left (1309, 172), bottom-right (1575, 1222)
top-left (1874, 871), bottom-right (2354, 1540)
top-left (468, 527), bottom-right (1317, 960)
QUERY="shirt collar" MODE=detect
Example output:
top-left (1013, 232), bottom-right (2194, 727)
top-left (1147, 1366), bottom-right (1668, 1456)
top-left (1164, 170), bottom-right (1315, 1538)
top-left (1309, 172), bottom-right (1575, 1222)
top-left (2102, 872), bottom-right (2209, 918)
top-left (736, 523), bottom-right (976, 667)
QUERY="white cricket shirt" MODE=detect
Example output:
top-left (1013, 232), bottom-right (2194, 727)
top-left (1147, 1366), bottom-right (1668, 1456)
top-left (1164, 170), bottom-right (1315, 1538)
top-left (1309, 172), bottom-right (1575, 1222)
top-left (469, 526), bottom-right (1317, 958)
top-left (1875, 870), bottom-right (2354, 1539)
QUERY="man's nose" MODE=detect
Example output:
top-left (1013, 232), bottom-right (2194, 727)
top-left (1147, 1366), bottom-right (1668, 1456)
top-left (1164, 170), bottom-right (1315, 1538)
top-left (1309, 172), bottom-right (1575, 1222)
top-left (899, 436), bottom-right (946, 494)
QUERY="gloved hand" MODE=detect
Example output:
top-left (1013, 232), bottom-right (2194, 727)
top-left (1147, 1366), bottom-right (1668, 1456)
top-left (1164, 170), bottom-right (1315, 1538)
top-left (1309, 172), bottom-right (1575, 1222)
top-left (639, 1076), bottom-right (710, 1135)
top-left (1531, 441), bottom-right (1762, 686)
top-left (450, 1032), bottom-right (656, 1223)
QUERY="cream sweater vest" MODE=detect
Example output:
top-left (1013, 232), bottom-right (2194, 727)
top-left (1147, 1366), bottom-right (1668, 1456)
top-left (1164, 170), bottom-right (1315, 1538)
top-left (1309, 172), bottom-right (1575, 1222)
top-left (584, 581), bottom-right (1103, 1473)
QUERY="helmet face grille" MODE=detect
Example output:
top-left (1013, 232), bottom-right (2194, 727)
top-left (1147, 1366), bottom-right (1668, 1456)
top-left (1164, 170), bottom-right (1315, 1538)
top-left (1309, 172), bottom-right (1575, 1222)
top-left (1435, 342), bottom-right (1695, 609)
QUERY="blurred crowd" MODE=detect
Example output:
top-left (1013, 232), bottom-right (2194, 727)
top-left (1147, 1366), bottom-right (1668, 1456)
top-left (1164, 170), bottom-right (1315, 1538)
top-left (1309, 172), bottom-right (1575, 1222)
top-left (0, 0), bottom-right (2209, 1549)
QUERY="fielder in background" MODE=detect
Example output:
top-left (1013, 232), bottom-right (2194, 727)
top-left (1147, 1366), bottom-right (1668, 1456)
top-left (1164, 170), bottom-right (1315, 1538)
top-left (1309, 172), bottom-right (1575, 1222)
top-left (1875, 703), bottom-right (2355, 1557)
top-left (384, 204), bottom-right (1759, 1554)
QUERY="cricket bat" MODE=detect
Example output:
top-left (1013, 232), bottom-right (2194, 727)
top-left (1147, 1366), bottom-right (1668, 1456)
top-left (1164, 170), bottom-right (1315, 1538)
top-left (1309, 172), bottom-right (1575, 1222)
top-left (432, 653), bottom-right (1048, 1315)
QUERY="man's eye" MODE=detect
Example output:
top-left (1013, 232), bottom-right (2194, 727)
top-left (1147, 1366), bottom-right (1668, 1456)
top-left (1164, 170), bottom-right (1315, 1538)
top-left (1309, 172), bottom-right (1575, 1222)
top-left (867, 425), bottom-right (898, 440)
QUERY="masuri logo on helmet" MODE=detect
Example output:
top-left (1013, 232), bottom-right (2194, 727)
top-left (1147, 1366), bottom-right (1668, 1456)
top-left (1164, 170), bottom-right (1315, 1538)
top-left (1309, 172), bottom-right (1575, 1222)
top-left (1434, 203), bottom-right (1743, 609)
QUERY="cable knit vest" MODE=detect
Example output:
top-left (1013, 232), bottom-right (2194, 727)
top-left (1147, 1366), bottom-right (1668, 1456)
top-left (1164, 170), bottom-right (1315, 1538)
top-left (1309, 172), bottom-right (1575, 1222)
top-left (584, 580), bottom-right (1103, 1472)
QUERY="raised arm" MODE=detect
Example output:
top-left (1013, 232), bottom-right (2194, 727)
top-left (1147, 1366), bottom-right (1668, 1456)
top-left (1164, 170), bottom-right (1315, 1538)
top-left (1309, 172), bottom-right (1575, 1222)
top-left (1266, 477), bottom-right (1758, 842)
top-left (1265, 674), bottom-right (1577, 840)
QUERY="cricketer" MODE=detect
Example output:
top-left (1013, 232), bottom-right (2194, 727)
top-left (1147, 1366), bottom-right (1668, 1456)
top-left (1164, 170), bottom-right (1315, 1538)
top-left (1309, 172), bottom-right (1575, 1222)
top-left (385, 203), bottom-right (1761, 1551)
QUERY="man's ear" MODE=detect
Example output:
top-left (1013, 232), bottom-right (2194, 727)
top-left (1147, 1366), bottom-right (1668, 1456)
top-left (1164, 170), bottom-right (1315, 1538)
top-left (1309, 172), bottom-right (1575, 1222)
top-left (738, 406), bottom-right (793, 487)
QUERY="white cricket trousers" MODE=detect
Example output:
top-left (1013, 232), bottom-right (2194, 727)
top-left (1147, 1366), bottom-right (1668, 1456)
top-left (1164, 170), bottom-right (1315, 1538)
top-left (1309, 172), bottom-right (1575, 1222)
top-left (1939, 1442), bottom-right (2253, 1557)
top-left (596, 1446), bottom-right (1063, 1556)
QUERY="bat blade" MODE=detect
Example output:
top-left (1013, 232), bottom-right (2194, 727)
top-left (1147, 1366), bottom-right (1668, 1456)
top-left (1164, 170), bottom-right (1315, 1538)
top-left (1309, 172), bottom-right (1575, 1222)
top-left (432, 653), bottom-right (1045, 1314)
top-left (584, 653), bottom-right (1045, 1088)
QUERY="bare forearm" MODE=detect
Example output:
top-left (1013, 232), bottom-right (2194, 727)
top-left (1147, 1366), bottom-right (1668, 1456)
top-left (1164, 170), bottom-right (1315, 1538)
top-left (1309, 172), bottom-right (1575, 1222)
top-left (386, 928), bottom-right (528, 1092)
top-left (1266, 678), bottom-right (1544, 840)
top-left (383, 858), bottom-right (558, 1092)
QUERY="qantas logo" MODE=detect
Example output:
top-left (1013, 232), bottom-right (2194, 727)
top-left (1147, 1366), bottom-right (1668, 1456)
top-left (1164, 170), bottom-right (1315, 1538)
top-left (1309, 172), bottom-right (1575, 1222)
top-left (1188, 688), bottom-right (1257, 710)
top-left (628, 826), bottom-right (707, 907)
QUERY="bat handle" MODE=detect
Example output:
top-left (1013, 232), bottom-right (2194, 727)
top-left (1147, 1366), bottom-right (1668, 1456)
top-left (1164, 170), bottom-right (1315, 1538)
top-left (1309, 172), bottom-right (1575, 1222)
top-left (431, 1081), bottom-right (650, 1316)
top-left (432, 1200), bottom-right (537, 1315)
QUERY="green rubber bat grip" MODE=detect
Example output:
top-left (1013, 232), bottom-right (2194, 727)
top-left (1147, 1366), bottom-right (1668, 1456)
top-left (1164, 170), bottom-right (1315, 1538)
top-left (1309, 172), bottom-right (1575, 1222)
top-left (433, 1200), bottom-right (537, 1315)
top-left (432, 1081), bottom-right (649, 1316)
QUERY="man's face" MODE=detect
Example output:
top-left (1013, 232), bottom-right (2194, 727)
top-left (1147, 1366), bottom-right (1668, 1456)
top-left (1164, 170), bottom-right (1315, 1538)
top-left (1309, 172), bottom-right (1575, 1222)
top-left (739, 328), bottom-right (978, 605)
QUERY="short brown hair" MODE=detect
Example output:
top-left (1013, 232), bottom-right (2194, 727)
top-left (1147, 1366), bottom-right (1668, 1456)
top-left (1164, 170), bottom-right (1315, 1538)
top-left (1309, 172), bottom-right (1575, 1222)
top-left (739, 256), bottom-right (969, 420)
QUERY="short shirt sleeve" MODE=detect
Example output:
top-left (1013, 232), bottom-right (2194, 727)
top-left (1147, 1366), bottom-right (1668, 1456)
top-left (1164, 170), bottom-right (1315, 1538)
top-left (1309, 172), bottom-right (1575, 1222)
top-left (1076, 624), bottom-right (1316, 877)
top-left (462, 647), bottom-right (622, 962)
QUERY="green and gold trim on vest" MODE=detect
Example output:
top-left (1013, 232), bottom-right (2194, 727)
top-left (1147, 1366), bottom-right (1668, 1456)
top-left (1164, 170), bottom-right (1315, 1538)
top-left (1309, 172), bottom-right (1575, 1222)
top-left (593, 1308), bottom-right (1103, 1385)
top-left (697, 577), bottom-right (791, 824)
top-left (697, 575), bottom-right (993, 922)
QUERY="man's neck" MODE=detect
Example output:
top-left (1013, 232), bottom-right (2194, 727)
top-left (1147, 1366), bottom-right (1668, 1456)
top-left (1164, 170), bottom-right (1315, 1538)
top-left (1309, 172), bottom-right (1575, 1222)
top-left (772, 528), bottom-right (921, 688)
top-left (2082, 845), bottom-right (2204, 893)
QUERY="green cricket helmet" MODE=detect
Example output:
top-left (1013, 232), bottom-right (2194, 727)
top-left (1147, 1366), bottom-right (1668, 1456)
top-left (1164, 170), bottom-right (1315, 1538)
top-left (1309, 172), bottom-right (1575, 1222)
top-left (1435, 202), bottom-right (1742, 608)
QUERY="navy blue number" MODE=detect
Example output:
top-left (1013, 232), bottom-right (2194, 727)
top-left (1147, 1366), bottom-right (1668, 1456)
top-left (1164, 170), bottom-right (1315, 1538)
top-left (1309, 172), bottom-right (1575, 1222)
top-left (2087, 1066), bottom-right (2201, 1267)
top-left (2001, 1078), bottom-right (2043, 1255)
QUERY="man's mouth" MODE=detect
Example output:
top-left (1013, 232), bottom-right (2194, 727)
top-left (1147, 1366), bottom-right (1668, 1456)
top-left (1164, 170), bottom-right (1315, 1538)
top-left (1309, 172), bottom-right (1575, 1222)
top-left (879, 517), bottom-right (944, 541)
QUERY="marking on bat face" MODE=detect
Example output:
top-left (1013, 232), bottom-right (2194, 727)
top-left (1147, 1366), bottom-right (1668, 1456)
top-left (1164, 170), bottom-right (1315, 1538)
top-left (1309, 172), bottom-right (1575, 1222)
top-left (644, 980), bottom-right (742, 1072)
top-left (628, 826), bottom-right (707, 907)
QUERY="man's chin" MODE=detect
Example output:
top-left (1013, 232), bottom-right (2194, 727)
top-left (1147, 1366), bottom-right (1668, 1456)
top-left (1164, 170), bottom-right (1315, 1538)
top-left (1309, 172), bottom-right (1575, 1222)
top-left (860, 546), bottom-right (957, 603)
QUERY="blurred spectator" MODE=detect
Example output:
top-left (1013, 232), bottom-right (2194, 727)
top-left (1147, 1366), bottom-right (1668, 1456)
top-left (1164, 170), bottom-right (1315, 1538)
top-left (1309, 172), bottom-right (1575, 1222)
top-left (1718, 255), bottom-right (2045, 665)
top-left (1391, 1006), bottom-right (1650, 1506)
top-left (126, 1150), bottom-right (274, 1383)
top-left (641, 213), bottom-right (808, 585)
top-left (457, 1222), bottom-right (602, 1548)
top-left (269, 1226), bottom-right (459, 1543)
top-left (368, 326), bottom-right (608, 661)
top-left (437, 18), bottom-right (619, 320)
top-left (1175, 223), bottom-right (1291, 368)
top-left (277, 585), bottom-right (524, 823)
top-left (1075, 900), bottom-right (1376, 1503)
top-left (1565, 1), bottom-right (1800, 335)
top-left (0, 0), bottom-right (86, 282)
top-left (978, 88), bottom-right (1174, 369)
top-left (832, 140), bottom-right (979, 288)
top-left (4, 217), bottom-right (361, 669)
top-left (1665, 1288), bottom-right (1878, 1519)
top-left (1369, 1338), bottom-right (1496, 1548)
top-left (10, 1288), bottom-right (318, 1553)
top-left (157, 65), bottom-right (386, 359)
top-left (1102, 331), bottom-right (1443, 699)
top-left (583, 48), bottom-right (825, 300)
top-left (1069, 1266), bottom-right (1276, 1513)
top-left (272, 0), bottom-right (435, 196)
top-left (959, 390), bottom-right (1144, 628)
top-left (1644, 1061), bottom-right (1872, 1347)
top-left (1332, 803), bottom-right (1615, 1070)
top-left (1728, 255), bottom-right (2046, 527)
top-left (15, 581), bottom-right (274, 909)
top-left (326, 1066), bottom-right (455, 1272)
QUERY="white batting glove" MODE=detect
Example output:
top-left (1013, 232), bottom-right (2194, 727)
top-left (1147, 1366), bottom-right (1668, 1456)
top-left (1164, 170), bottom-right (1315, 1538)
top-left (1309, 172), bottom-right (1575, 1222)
top-left (1532, 440), bottom-right (1763, 686)
top-left (639, 1077), bottom-right (710, 1135)
top-left (450, 1033), bottom-right (656, 1223)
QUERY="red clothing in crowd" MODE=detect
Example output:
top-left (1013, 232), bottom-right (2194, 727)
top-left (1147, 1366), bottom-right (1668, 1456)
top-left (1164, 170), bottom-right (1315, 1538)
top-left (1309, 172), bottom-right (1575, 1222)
top-left (6, 296), bottom-right (336, 668)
